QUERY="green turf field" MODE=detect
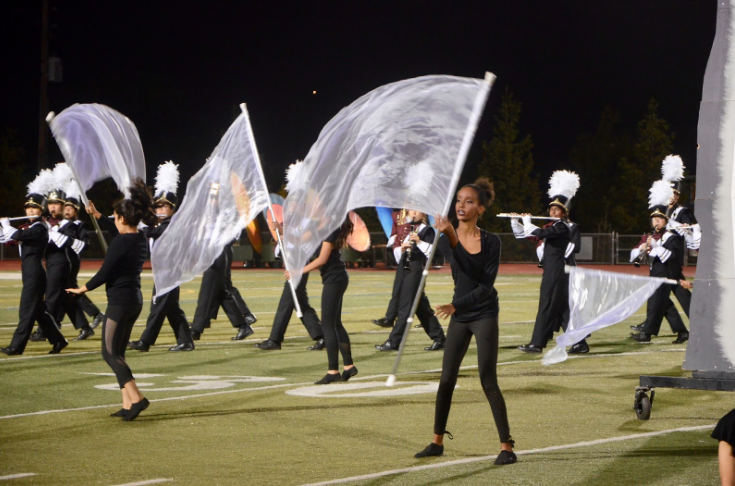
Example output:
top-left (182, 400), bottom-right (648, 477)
top-left (0, 269), bottom-right (725, 485)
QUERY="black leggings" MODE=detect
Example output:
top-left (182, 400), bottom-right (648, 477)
top-left (102, 303), bottom-right (143, 389)
top-left (321, 279), bottom-right (352, 371)
top-left (434, 316), bottom-right (511, 443)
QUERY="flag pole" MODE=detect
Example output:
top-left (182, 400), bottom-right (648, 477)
top-left (386, 72), bottom-right (494, 386)
top-left (46, 111), bottom-right (108, 254)
top-left (239, 103), bottom-right (303, 318)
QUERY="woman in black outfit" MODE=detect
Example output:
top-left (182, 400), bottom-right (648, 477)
top-left (67, 179), bottom-right (156, 421)
top-left (415, 178), bottom-right (516, 465)
top-left (288, 218), bottom-right (356, 384)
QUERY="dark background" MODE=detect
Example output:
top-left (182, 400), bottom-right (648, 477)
top-left (1, 1), bottom-right (717, 200)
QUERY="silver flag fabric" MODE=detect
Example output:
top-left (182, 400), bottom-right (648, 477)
top-left (542, 267), bottom-right (677, 365)
top-left (151, 110), bottom-right (269, 299)
top-left (282, 74), bottom-right (494, 286)
top-left (48, 103), bottom-right (146, 200)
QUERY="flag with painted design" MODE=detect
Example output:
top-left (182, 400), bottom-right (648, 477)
top-left (282, 73), bottom-right (495, 286)
top-left (150, 110), bottom-right (269, 299)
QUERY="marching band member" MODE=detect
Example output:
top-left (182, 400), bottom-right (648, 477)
top-left (374, 209), bottom-right (446, 352)
top-left (372, 208), bottom-right (402, 328)
top-left (513, 171), bottom-right (586, 354)
top-left (1, 171), bottom-right (67, 355)
top-left (630, 181), bottom-right (691, 343)
top-left (128, 162), bottom-right (195, 352)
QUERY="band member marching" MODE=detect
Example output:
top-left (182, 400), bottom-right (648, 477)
top-left (128, 162), bottom-right (195, 352)
top-left (630, 180), bottom-right (692, 343)
top-left (374, 209), bottom-right (446, 352)
top-left (372, 208), bottom-right (403, 328)
top-left (512, 170), bottom-right (587, 354)
top-left (1, 170), bottom-right (67, 355)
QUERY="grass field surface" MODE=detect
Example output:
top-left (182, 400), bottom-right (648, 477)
top-left (0, 268), bottom-right (725, 485)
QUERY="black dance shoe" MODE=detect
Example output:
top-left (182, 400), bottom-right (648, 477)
top-left (342, 366), bottom-right (358, 382)
top-left (169, 342), bottom-right (195, 352)
top-left (122, 398), bottom-right (149, 421)
top-left (568, 340), bottom-right (589, 354)
top-left (315, 373), bottom-right (342, 385)
top-left (73, 327), bottom-right (95, 341)
top-left (415, 443), bottom-right (443, 458)
top-left (191, 330), bottom-right (201, 341)
top-left (630, 323), bottom-right (645, 332)
top-left (91, 313), bottom-right (105, 329)
top-left (494, 450), bottom-right (518, 465)
top-left (1, 347), bottom-right (21, 356)
top-left (128, 340), bottom-right (150, 352)
top-left (307, 338), bottom-right (325, 351)
top-left (672, 331), bottom-right (689, 344)
top-left (371, 317), bottom-right (393, 328)
top-left (244, 313), bottom-right (258, 326)
top-left (375, 341), bottom-right (396, 352)
top-left (30, 329), bottom-right (46, 342)
top-left (49, 340), bottom-right (68, 354)
top-left (110, 408), bottom-right (129, 418)
top-left (630, 332), bottom-right (652, 343)
top-left (518, 344), bottom-right (543, 353)
top-left (232, 325), bottom-right (254, 341)
top-left (255, 340), bottom-right (281, 350)
top-left (424, 339), bottom-right (445, 351)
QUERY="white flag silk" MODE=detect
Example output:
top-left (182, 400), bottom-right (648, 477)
top-left (542, 266), bottom-right (678, 365)
top-left (150, 111), bottom-right (269, 299)
top-left (48, 104), bottom-right (146, 200)
top-left (282, 74), bottom-right (494, 286)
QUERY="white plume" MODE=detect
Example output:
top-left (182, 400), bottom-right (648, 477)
top-left (52, 162), bottom-right (74, 191)
top-left (547, 170), bottom-right (580, 199)
top-left (27, 169), bottom-right (56, 196)
top-left (648, 180), bottom-right (674, 208)
top-left (285, 160), bottom-right (307, 193)
top-left (63, 174), bottom-right (83, 201)
top-left (155, 161), bottom-right (179, 197)
top-left (661, 154), bottom-right (685, 182)
top-left (406, 161), bottom-right (434, 197)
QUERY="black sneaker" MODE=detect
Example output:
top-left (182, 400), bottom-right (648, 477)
top-left (415, 443), bottom-right (443, 458)
top-left (494, 450), bottom-right (517, 465)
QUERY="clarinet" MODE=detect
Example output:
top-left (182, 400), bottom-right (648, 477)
top-left (403, 224), bottom-right (416, 270)
top-left (633, 233), bottom-right (652, 268)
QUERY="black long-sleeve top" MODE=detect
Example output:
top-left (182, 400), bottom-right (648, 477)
top-left (85, 221), bottom-right (147, 305)
top-left (649, 230), bottom-right (684, 280)
top-left (531, 220), bottom-right (579, 266)
top-left (9, 221), bottom-right (49, 270)
top-left (438, 229), bottom-right (500, 322)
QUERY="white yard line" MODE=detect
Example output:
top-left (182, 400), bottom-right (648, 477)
top-left (106, 479), bottom-right (173, 486)
top-left (0, 474), bottom-right (36, 481)
top-left (296, 424), bottom-right (716, 486)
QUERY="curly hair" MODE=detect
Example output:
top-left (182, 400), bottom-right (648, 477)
top-left (112, 178), bottom-right (158, 227)
top-left (462, 177), bottom-right (495, 208)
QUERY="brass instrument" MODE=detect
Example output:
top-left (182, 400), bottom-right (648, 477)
top-left (633, 234), bottom-right (653, 268)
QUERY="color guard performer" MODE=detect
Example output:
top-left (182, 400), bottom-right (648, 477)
top-left (128, 162), bottom-right (195, 352)
top-left (1, 171), bottom-right (67, 355)
top-left (513, 170), bottom-right (587, 354)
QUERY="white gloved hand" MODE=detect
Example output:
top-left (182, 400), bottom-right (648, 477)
top-left (521, 215), bottom-right (532, 227)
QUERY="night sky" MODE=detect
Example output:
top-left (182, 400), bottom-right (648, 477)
top-left (2, 1), bottom-right (717, 194)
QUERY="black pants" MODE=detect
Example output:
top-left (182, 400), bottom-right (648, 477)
top-left (45, 261), bottom-right (70, 321)
top-left (663, 271), bottom-right (691, 331)
top-left (268, 273), bottom-right (323, 343)
top-left (58, 260), bottom-right (90, 330)
top-left (10, 268), bottom-right (65, 353)
top-left (192, 268), bottom-right (250, 332)
top-left (321, 278), bottom-right (352, 370)
top-left (103, 303), bottom-right (143, 389)
top-left (387, 264), bottom-right (445, 347)
top-left (383, 264), bottom-right (402, 323)
top-left (530, 267), bottom-right (569, 348)
top-left (642, 283), bottom-right (687, 335)
top-left (434, 316), bottom-right (511, 443)
top-left (138, 286), bottom-right (192, 345)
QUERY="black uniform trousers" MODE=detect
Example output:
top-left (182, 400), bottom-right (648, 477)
top-left (11, 265), bottom-right (65, 353)
top-left (383, 262), bottom-right (402, 324)
top-left (642, 283), bottom-right (686, 335)
top-left (662, 270), bottom-right (691, 331)
top-left (268, 272), bottom-right (323, 343)
top-left (530, 264), bottom-right (570, 348)
top-left (58, 256), bottom-right (91, 330)
top-left (192, 248), bottom-right (252, 333)
top-left (387, 261), bottom-right (445, 348)
top-left (138, 286), bottom-right (192, 345)
top-left (44, 260), bottom-right (70, 325)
